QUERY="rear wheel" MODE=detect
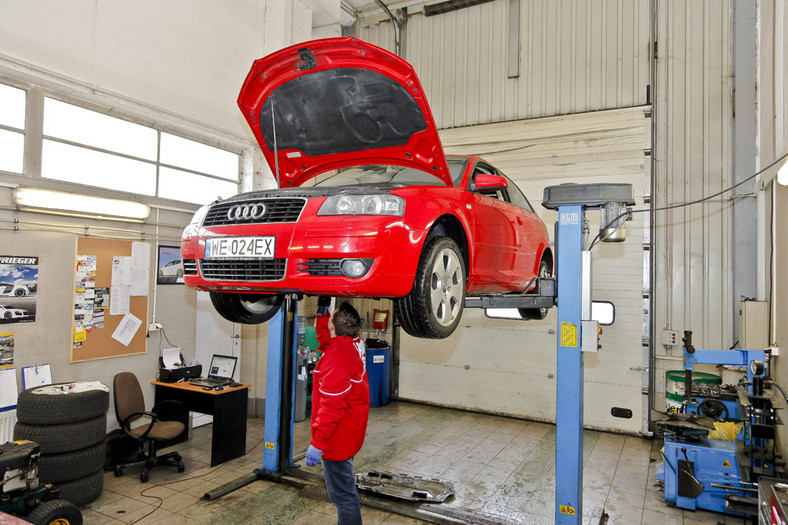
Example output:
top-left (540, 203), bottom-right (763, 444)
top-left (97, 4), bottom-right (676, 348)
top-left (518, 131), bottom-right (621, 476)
top-left (519, 259), bottom-right (552, 320)
top-left (209, 292), bottom-right (284, 324)
top-left (395, 237), bottom-right (466, 339)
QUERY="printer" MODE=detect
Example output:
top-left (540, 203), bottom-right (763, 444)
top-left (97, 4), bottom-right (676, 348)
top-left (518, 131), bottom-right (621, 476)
top-left (157, 348), bottom-right (202, 383)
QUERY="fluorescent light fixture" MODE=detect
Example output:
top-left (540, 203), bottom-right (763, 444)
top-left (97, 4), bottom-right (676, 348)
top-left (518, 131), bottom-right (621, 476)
top-left (779, 162), bottom-right (788, 186)
top-left (13, 187), bottom-right (150, 220)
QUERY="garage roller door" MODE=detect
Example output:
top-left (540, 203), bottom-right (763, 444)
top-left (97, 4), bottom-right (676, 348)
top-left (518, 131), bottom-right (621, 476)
top-left (398, 106), bottom-right (651, 434)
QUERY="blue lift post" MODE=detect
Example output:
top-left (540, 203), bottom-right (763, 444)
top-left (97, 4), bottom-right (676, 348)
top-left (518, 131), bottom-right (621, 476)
top-left (554, 205), bottom-right (584, 522)
top-left (542, 183), bottom-right (635, 525)
top-left (262, 295), bottom-right (299, 472)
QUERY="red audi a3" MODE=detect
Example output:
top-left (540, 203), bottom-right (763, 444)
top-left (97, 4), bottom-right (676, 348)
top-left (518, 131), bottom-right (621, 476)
top-left (181, 37), bottom-right (552, 339)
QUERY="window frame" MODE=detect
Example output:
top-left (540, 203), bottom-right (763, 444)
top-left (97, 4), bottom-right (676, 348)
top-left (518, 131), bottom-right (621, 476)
top-left (0, 75), bottom-right (252, 209)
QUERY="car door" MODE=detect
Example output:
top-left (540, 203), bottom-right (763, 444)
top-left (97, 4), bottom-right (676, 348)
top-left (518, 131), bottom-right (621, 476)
top-left (465, 163), bottom-right (520, 288)
top-left (500, 174), bottom-right (542, 281)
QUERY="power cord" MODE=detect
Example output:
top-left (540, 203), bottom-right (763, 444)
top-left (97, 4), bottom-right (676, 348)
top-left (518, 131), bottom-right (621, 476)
top-left (588, 149), bottom-right (788, 251)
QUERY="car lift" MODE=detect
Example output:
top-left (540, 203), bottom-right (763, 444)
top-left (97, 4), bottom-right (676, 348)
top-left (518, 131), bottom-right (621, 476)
top-left (206, 183), bottom-right (636, 525)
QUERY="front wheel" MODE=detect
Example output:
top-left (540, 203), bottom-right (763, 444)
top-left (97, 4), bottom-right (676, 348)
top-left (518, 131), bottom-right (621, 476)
top-left (209, 292), bottom-right (284, 324)
top-left (395, 237), bottom-right (466, 339)
top-left (519, 259), bottom-right (552, 320)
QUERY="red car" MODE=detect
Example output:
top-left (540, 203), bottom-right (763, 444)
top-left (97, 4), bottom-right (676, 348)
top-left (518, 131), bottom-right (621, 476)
top-left (181, 37), bottom-right (552, 338)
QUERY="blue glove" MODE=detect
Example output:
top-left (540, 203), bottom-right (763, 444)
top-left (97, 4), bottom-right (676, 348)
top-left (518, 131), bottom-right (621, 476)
top-left (305, 445), bottom-right (323, 466)
top-left (317, 296), bottom-right (331, 316)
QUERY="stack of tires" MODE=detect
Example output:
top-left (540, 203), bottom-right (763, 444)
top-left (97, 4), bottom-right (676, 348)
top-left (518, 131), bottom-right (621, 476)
top-left (14, 383), bottom-right (109, 507)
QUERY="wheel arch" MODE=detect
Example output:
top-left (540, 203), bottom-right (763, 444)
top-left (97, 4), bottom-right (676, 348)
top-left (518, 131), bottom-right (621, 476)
top-left (425, 214), bottom-right (470, 272)
top-left (539, 246), bottom-right (554, 274)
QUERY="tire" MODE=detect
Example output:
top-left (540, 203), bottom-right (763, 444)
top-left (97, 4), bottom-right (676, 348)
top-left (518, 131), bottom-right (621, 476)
top-left (14, 288), bottom-right (26, 296)
top-left (4, 312), bottom-right (11, 319)
top-left (395, 237), bottom-right (466, 339)
top-left (56, 469), bottom-right (103, 508)
top-left (17, 383), bottom-right (108, 425)
top-left (24, 499), bottom-right (83, 525)
top-left (14, 415), bottom-right (106, 454)
top-left (38, 442), bottom-right (106, 484)
top-left (210, 292), bottom-right (284, 324)
top-left (519, 259), bottom-right (552, 320)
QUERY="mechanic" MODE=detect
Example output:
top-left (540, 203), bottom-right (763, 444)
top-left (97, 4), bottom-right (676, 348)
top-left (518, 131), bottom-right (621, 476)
top-left (305, 298), bottom-right (369, 525)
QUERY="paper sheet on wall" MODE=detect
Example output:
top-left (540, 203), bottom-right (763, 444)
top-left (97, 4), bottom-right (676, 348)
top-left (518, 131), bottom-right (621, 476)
top-left (111, 256), bottom-right (131, 287)
top-left (109, 285), bottom-right (130, 315)
top-left (21, 364), bottom-right (52, 390)
top-left (130, 242), bottom-right (150, 296)
top-left (111, 312), bottom-right (142, 346)
top-left (0, 368), bottom-right (18, 410)
top-left (131, 268), bottom-right (149, 296)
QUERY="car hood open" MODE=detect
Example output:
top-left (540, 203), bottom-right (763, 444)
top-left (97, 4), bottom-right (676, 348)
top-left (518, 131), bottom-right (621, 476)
top-left (238, 37), bottom-right (451, 188)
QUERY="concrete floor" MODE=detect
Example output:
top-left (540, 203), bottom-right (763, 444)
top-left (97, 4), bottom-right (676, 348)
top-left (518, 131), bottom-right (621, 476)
top-left (84, 401), bottom-right (747, 524)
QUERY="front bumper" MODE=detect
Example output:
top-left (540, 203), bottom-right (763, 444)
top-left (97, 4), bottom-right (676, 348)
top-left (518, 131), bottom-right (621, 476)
top-left (181, 216), bottom-right (426, 298)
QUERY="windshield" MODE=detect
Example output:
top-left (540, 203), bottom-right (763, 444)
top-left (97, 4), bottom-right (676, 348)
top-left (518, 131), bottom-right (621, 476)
top-left (313, 158), bottom-right (468, 188)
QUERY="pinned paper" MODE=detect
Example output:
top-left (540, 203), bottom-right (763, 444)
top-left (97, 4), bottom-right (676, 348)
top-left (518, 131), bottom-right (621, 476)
top-left (74, 325), bottom-right (87, 342)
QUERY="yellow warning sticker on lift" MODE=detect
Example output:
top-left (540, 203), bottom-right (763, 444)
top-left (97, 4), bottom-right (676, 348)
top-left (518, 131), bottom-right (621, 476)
top-left (265, 442), bottom-right (275, 450)
top-left (722, 459), bottom-right (732, 468)
top-left (559, 505), bottom-right (576, 515)
top-left (561, 322), bottom-right (578, 347)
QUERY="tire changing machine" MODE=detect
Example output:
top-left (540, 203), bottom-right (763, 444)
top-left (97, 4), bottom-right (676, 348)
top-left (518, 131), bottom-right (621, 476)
top-left (205, 183), bottom-right (636, 525)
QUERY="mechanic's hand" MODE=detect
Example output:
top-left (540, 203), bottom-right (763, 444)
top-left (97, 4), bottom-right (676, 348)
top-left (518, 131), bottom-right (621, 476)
top-left (317, 296), bottom-right (331, 316)
top-left (305, 445), bottom-right (323, 466)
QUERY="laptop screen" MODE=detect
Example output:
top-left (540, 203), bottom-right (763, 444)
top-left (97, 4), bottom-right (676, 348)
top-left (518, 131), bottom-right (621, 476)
top-left (209, 355), bottom-right (237, 380)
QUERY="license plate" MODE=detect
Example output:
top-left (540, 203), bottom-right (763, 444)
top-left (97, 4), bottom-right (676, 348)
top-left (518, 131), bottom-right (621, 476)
top-left (205, 237), bottom-right (275, 259)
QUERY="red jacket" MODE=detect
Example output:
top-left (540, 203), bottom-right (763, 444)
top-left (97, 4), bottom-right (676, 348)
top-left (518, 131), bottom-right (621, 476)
top-left (310, 313), bottom-right (369, 461)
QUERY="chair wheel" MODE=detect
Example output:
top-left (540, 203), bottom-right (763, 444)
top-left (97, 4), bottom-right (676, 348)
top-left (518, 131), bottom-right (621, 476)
top-left (177, 462), bottom-right (185, 473)
top-left (174, 454), bottom-right (182, 462)
top-left (140, 471), bottom-right (149, 482)
top-left (114, 467), bottom-right (123, 477)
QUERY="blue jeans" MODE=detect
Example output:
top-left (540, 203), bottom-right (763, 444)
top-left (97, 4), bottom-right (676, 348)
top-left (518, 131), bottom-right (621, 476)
top-left (322, 457), bottom-right (362, 525)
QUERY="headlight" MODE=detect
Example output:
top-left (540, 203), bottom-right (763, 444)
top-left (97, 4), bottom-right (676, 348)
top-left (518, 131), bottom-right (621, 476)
top-left (182, 204), bottom-right (210, 238)
top-left (318, 194), bottom-right (405, 216)
top-left (187, 205), bottom-right (210, 227)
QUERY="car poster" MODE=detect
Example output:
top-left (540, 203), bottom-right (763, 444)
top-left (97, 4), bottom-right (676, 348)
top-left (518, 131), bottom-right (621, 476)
top-left (0, 256), bottom-right (38, 324)
top-left (157, 246), bottom-right (184, 284)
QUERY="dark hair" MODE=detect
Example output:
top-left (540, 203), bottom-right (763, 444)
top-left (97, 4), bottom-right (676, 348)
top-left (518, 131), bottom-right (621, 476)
top-left (332, 302), bottom-right (362, 338)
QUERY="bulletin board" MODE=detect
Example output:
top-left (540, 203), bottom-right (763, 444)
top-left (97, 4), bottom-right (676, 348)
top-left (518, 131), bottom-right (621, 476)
top-left (70, 237), bottom-right (148, 362)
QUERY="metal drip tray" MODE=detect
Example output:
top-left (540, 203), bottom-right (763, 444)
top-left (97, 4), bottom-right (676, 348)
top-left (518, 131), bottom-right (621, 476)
top-left (355, 471), bottom-right (454, 502)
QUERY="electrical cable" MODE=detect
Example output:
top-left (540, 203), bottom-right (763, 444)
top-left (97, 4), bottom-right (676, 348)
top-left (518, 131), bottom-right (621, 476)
top-left (588, 149), bottom-right (788, 251)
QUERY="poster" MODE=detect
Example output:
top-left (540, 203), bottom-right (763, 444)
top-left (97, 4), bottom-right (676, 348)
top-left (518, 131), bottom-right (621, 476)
top-left (0, 333), bottom-right (13, 368)
top-left (0, 256), bottom-right (38, 323)
top-left (157, 246), bottom-right (184, 284)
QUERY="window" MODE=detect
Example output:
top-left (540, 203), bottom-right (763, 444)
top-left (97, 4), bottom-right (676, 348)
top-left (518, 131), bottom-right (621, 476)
top-left (0, 83), bottom-right (26, 174)
top-left (502, 175), bottom-right (534, 212)
top-left (1, 83), bottom-right (242, 206)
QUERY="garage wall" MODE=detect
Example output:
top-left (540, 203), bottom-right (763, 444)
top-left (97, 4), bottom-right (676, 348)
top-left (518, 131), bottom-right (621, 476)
top-left (758, 0), bottom-right (788, 457)
top-left (0, 1), bottom-right (317, 421)
top-left (399, 107), bottom-right (651, 434)
top-left (651, 1), bottom-right (736, 371)
top-left (361, 0), bottom-right (650, 128)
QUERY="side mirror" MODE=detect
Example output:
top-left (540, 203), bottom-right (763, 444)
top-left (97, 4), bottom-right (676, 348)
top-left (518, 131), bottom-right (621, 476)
top-left (474, 173), bottom-right (508, 192)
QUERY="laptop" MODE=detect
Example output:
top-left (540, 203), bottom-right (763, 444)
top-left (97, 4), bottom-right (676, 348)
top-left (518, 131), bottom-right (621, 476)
top-left (189, 354), bottom-right (237, 388)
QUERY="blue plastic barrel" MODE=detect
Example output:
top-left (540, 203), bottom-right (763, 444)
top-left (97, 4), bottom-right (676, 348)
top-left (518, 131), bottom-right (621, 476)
top-left (365, 347), bottom-right (390, 407)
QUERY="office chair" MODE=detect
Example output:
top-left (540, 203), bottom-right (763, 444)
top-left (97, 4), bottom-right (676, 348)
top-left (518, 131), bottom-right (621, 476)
top-left (112, 372), bottom-right (186, 482)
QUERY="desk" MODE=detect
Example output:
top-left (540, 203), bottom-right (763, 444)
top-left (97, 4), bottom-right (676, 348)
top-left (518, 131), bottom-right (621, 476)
top-left (152, 381), bottom-right (250, 467)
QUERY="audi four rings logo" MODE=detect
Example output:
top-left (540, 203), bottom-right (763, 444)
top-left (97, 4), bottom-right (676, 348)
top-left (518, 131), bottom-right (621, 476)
top-left (227, 203), bottom-right (266, 221)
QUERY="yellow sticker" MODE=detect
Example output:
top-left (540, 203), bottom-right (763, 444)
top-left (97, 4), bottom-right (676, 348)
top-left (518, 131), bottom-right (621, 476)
top-left (561, 322), bottom-right (578, 347)
top-left (722, 459), bottom-right (731, 468)
top-left (559, 505), bottom-right (576, 515)
top-left (265, 442), bottom-right (275, 450)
